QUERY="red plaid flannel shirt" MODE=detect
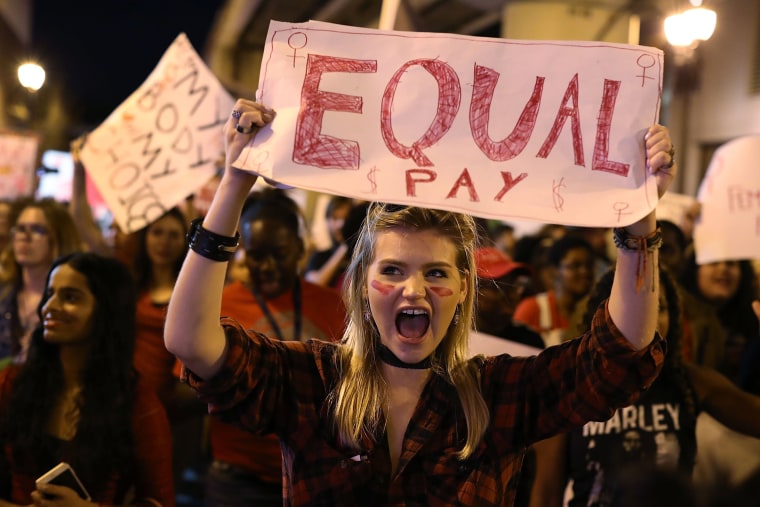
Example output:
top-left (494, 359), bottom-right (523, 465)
top-left (183, 301), bottom-right (664, 506)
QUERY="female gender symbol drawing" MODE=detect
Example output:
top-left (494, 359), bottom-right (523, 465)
top-left (612, 202), bottom-right (632, 222)
top-left (636, 54), bottom-right (655, 87)
top-left (288, 32), bottom-right (308, 68)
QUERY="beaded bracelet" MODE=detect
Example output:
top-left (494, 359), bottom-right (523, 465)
top-left (612, 227), bottom-right (662, 292)
top-left (612, 227), bottom-right (663, 252)
top-left (186, 218), bottom-right (239, 262)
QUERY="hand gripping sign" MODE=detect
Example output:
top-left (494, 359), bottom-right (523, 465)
top-left (235, 20), bottom-right (663, 227)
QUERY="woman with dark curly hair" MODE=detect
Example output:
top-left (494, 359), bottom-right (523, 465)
top-left (529, 266), bottom-right (760, 507)
top-left (0, 252), bottom-right (174, 506)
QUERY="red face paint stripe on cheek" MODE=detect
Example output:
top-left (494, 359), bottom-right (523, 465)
top-left (430, 286), bottom-right (454, 297)
top-left (370, 279), bottom-right (393, 295)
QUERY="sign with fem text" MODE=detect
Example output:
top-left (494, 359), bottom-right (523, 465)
top-left (236, 20), bottom-right (664, 227)
top-left (694, 136), bottom-right (760, 264)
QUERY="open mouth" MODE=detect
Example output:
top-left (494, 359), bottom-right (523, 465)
top-left (395, 308), bottom-right (430, 339)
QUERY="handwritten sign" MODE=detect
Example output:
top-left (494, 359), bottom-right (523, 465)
top-left (235, 20), bottom-right (663, 227)
top-left (80, 33), bottom-right (234, 233)
top-left (0, 131), bottom-right (39, 199)
top-left (694, 135), bottom-right (760, 264)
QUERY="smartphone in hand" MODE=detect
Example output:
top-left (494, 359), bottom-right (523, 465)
top-left (35, 462), bottom-right (91, 500)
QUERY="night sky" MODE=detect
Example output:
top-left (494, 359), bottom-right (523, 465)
top-left (31, 0), bottom-right (223, 127)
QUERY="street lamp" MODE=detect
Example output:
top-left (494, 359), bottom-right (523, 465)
top-left (662, 1), bottom-right (716, 193)
top-left (17, 62), bottom-right (46, 92)
top-left (664, 1), bottom-right (717, 49)
top-left (12, 61), bottom-right (47, 129)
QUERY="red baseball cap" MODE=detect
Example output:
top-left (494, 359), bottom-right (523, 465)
top-left (474, 247), bottom-right (532, 280)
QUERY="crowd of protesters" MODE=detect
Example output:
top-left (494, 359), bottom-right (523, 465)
top-left (0, 86), bottom-right (757, 507)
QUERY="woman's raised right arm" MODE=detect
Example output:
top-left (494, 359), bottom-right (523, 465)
top-left (164, 99), bottom-right (274, 379)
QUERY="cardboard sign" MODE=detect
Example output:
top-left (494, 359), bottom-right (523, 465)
top-left (694, 135), bottom-right (760, 264)
top-left (235, 20), bottom-right (664, 227)
top-left (81, 33), bottom-right (234, 233)
top-left (0, 131), bottom-right (39, 199)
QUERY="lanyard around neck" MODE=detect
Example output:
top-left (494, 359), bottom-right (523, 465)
top-left (251, 279), bottom-right (302, 342)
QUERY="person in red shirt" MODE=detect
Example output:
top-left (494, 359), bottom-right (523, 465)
top-left (474, 247), bottom-right (544, 350)
top-left (204, 188), bottom-right (346, 506)
top-left (513, 235), bottom-right (596, 347)
top-left (128, 207), bottom-right (190, 410)
top-left (166, 100), bottom-right (676, 506)
top-left (0, 252), bottom-right (174, 506)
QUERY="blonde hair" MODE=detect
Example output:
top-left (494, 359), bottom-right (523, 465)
top-left (329, 204), bottom-right (488, 459)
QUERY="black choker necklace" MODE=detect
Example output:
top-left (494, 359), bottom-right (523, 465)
top-left (377, 344), bottom-right (433, 370)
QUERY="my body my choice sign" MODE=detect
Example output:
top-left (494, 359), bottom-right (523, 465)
top-left (237, 20), bottom-right (664, 227)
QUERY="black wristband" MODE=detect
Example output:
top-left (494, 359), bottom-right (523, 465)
top-left (612, 227), bottom-right (663, 252)
top-left (186, 218), bottom-right (239, 262)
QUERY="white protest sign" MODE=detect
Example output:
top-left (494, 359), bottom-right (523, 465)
top-left (694, 135), bottom-right (760, 264)
top-left (81, 33), bottom-right (234, 233)
top-left (656, 191), bottom-right (698, 231)
top-left (236, 20), bottom-right (663, 227)
top-left (468, 330), bottom-right (540, 358)
top-left (0, 132), bottom-right (39, 199)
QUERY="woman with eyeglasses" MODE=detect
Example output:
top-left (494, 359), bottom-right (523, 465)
top-left (0, 198), bottom-right (82, 366)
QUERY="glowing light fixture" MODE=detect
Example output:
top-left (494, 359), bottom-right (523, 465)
top-left (17, 62), bottom-right (46, 91)
top-left (664, 1), bottom-right (717, 47)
